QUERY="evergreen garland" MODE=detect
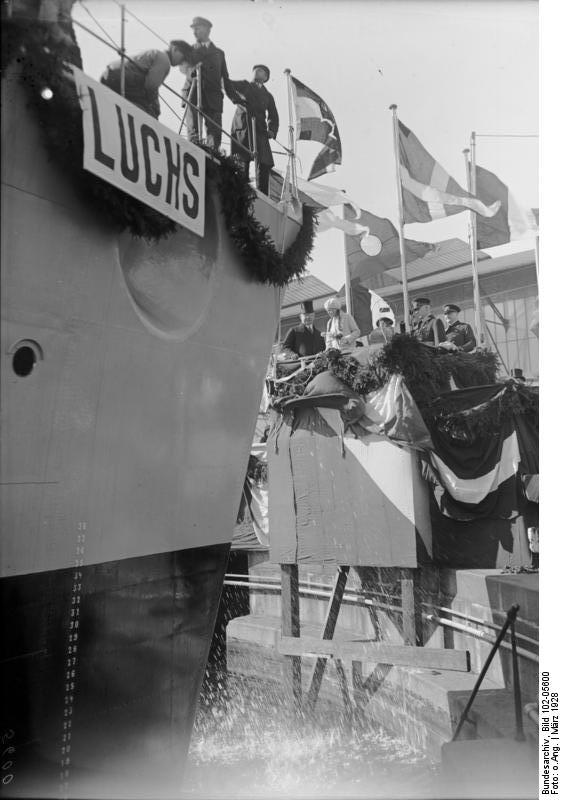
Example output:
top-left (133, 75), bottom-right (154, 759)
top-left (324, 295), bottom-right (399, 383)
top-left (423, 380), bottom-right (538, 441)
top-left (6, 22), bottom-right (316, 285)
top-left (274, 335), bottom-right (499, 406)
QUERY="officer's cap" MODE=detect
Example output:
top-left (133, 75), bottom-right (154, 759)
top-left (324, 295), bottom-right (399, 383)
top-left (191, 16), bottom-right (212, 28)
top-left (443, 303), bottom-right (461, 313)
top-left (253, 64), bottom-right (271, 82)
top-left (413, 297), bottom-right (430, 306)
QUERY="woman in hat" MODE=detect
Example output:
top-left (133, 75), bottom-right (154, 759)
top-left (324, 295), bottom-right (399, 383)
top-left (324, 297), bottom-right (360, 350)
top-left (229, 65), bottom-right (279, 195)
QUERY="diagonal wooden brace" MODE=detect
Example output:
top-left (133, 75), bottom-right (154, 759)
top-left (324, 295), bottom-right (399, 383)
top-left (305, 566), bottom-right (349, 713)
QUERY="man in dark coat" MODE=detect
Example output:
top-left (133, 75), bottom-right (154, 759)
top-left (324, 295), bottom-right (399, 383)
top-left (282, 301), bottom-right (325, 358)
top-left (181, 16), bottom-right (236, 149)
top-left (229, 65), bottom-right (279, 195)
top-left (441, 304), bottom-right (477, 352)
top-left (411, 297), bottom-right (445, 346)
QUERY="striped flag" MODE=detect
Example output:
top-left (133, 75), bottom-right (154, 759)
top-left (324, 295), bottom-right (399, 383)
top-left (398, 121), bottom-right (501, 223)
top-left (423, 384), bottom-right (538, 520)
top-left (474, 165), bottom-right (538, 248)
top-left (290, 75), bottom-right (342, 180)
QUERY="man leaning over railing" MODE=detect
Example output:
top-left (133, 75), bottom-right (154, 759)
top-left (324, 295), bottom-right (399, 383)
top-left (101, 40), bottom-right (193, 119)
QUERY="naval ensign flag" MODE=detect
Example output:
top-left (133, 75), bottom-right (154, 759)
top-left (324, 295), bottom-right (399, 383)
top-left (397, 120), bottom-right (501, 223)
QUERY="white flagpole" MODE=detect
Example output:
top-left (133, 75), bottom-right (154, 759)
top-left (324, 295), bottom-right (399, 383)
top-left (342, 205), bottom-right (353, 316)
top-left (464, 133), bottom-right (484, 346)
top-left (534, 234), bottom-right (539, 281)
top-left (283, 69), bottom-right (299, 202)
top-left (389, 104), bottom-right (411, 332)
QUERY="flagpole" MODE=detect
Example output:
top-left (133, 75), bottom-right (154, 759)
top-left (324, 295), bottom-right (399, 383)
top-left (342, 205), bottom-right (353, 316)
top-left (534, 234), bottom-right (539, 281)
top-left (284, 69), bottom-right (299, 202)
top-left (389, 104), bottom-right (410, 332)
top-left (464, 133), bottom-right (484, 346)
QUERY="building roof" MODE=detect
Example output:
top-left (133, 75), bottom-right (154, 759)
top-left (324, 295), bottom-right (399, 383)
top-left (357, 238), bottom-right (489, 292)
top-left (282, 273), bottom-right (336, 310)
top-left (381, 244), bottom-right (535, 300)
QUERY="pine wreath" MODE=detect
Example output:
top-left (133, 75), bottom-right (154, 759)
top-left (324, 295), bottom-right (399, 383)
top-left (6, 21), bottom-right (316, 286)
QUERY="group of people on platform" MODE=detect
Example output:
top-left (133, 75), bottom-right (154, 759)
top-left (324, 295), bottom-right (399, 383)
top-left (282, 296), bottom-right (476, 360)
top-left (101, 16), bottom-right (279, 194)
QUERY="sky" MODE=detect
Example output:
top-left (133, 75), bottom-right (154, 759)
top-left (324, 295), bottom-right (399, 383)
top-left (73, 0), bottom-right (538, 291)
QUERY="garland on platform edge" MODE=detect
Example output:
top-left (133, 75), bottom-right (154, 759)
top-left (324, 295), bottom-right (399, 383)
top-left (422, 380), bottom-right (538, 441)
top-left (9, 23), bottom-right (316, 286)
top-left (273, 335), bottom-right (500, 406)
top-left (272, 339), bottom-right (537, 444)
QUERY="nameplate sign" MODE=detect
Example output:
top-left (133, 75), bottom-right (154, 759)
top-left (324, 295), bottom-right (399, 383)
top-left (72, 67), bottom-right (205, 236)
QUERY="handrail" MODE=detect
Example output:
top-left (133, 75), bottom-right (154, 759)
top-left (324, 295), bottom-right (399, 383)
top-left (223, 577), bottom-right (539, 664)
top-left (224, 574), bottom-right (539, 646)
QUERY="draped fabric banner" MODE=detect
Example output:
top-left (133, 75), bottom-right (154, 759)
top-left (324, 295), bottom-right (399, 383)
top-left (422, 383), bottom-right (538, 521)
top-left (72, 67), bottom-right (206, 235)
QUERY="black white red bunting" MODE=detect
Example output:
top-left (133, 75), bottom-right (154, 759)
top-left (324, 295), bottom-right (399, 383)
top-left (422, 385), bottom-right (538, 521)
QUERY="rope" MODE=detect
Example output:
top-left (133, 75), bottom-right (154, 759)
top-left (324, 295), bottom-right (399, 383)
top-left (77, 1), bottom-right (120, 50)
top-left (159, 93), bottom-right (185, 125)
top-left (116, 2), bottom-right (168, 47)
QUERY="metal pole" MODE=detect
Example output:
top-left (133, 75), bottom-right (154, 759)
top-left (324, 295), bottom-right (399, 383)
top-left (284, 69), bottom-right (299, 202)
top-left (119, 4), bottom-right (126, 97)
top-left (510, 616), bottom-right (525, 741)
top-left (342, 205), bottom-right (353, 317)
top-left (534, 234), bottom-right (539, 281)
top-left (251, 116), bottom-right (259, 190)
top-left (466, 133), bottom-right (484, 345)
top-left (389, 105), bottom-right (411, 332)
top-left (195, 63), bottom-right (203, 143)
top-left (452, 604), bottom-right (519, 741)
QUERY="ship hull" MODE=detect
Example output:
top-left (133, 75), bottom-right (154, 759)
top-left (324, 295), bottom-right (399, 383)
top-left (1, 57), bottom-right (300, 797)
top-left (1, 542), bottom-right (230, 798)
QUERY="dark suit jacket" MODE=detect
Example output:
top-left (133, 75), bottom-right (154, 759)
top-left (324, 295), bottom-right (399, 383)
top-left (283, 324), bottom-right (325, 358)
top-left (181, 42), bottom-right (235, 113)
top-left (229, 81), bottom-right (279, 165)
top-left (445, 320), bottom-right (476, 352)
top-left (412, 314), bottom-right (446, 345)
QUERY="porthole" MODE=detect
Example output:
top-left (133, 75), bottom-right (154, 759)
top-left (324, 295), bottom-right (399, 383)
top-left (9, 339), bottom-right (43, 377)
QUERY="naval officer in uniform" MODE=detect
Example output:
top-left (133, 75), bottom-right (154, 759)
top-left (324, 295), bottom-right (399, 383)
top-left (229, 65), bottom-right (279, 195)
top-left (282, 301), bottom-right (325, 358)
top-left (441, 304), bottom-right (477, 352)
top-left (411, 297), bottom-right (445, 346)
top-left (181, 16), bottom-right (236, 149)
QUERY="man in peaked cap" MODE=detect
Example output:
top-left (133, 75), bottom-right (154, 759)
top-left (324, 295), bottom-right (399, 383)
top-left (411, 297), bottom-right (445, 347)
top-left (441, 304), bottom-right (477, 352)
top-left (229, 65), bottom-right (279, 195)
top-left (181, 16), bottom-right (237, 149)
top-left (282, 300), bottom-right (325, 358)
